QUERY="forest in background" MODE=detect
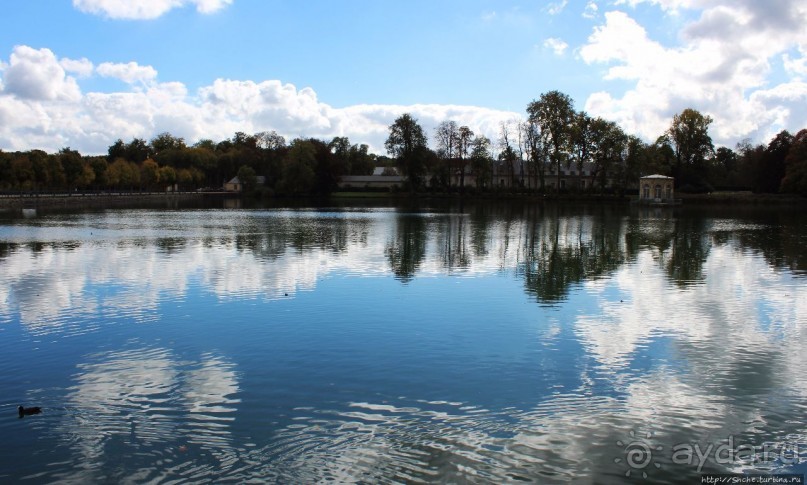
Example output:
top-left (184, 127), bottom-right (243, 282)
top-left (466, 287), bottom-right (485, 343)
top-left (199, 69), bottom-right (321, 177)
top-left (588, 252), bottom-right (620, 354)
top-left (1, 90), bottom-right (805, 196)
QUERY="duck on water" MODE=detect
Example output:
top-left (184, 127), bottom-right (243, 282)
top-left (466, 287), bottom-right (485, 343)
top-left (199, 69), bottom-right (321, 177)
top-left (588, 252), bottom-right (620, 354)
top-left (18, 406), bottom-right (42, 418)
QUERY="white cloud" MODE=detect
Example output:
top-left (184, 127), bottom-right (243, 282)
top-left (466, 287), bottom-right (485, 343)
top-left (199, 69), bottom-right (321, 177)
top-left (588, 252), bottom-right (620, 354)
top-left (783, 48), bottom-right (807, 78)
top-left (0, 46), bottom-right (519, 155)
top-left (543, 37), bottom-right (569, 56)
top-left (547, 0), bottom-right (568, 16)
top-left (60, 57), bottom-right (94, 78)
top-left (72, 0), bottom-right (233, 20)
top-left (614, 0), bottom-right (696, 13)
top-left (192, 0), bottom-right (232, 14)
top-left (0, 45), bottom-right (81, 101)
top-left (583, 1), bottom-right (599, 19)
top-left (97, 61), bottom-right (158, 85)
top-left (579, 3), bottom-right (807, 146)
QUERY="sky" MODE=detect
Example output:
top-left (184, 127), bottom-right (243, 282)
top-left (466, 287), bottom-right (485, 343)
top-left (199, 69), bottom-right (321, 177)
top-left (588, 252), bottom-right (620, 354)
top-left (0, 0), bottom-right (805, 156)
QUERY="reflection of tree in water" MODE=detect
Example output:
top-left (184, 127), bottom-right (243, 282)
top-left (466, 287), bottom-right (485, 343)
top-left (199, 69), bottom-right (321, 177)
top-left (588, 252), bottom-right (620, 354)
top-left (664, 218), bottom-right (710, 285)
top-left (730, 210), bottom-right (807, 275)
top-left (386, 214), bottom-right (427, 283)
top-left (520, 205), bottom-right (627, 303)
top-left (625, 212), bottom-right (711, 287)
top-left (0, 241), bottom-right (16, 259)
top-left (468, 206), bottom-right (492, 258)
top-left (231, 216), bottom-right (357, 260)
top-left (435, 214), bottom-right (471, 272)
top-left (155, 237), bottom-right (187, 254)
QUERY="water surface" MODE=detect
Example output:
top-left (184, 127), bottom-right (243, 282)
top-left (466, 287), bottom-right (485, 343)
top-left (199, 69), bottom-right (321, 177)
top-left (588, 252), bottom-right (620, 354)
top-left (1, 202), bottom-right (805, 483)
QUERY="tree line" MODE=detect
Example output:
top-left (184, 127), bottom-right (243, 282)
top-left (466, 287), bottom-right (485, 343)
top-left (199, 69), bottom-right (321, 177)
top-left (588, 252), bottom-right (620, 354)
top-left (387, 91), bottom-right (807, 196)
top-left (0, 131), bottom-right (378, 195)
top-left (1, 90), bottom-right (805, 196)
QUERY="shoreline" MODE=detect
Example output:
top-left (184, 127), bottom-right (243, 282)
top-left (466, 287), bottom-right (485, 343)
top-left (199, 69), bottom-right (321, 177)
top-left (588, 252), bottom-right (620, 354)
top-left (0, 192), bottom-right (209, 211)
top-left (1, 190), bottom-right (803, 212)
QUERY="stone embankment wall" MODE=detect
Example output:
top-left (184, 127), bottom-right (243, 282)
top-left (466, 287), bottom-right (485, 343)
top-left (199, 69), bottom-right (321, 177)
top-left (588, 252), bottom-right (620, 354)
top-left (0, 192), bottom-right (203, 210)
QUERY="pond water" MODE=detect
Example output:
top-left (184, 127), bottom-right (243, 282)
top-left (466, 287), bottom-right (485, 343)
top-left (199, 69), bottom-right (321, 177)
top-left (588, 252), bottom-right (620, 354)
top-left (1, 201), bottom-right (805, 483)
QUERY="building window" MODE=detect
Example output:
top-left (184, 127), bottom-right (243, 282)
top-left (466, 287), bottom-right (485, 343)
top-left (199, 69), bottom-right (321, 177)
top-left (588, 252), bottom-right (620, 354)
top-left (643, 184), bottom-right (650, 199)
top-left (654, 184), bottom-right (662, 199)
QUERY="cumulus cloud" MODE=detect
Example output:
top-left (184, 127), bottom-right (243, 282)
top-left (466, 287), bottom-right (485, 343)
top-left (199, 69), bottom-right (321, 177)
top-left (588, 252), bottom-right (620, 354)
top-left (0, 45), bottom-right (519, 155)
top-left (72, 0), bottom-right (233, 20)
top-left (580, 1), bottom-right (807, 146)
top-left (543, 37), bottom-right (569, 56)
top-left (60, 57), bottom-right (94, 78)
top-left (97, 61), bottom-right (158, 85)
top-left (0, 45), bottom-right (81, 101)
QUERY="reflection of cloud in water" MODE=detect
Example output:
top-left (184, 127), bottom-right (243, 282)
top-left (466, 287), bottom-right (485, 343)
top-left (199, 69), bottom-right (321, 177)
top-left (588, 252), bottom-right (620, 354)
top-left (0, 213), bottom-right (552, 330)
top-left (53, 347), bottom-right (240, 483)
top-left (224, 373), bottom-right (763, 483)
top-left (576, 246), bottom-right (807, 385)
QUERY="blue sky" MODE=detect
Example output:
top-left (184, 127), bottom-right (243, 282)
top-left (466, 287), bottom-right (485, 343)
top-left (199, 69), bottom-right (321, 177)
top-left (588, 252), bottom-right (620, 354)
top-left (0, 0), bottom-right (805, 155)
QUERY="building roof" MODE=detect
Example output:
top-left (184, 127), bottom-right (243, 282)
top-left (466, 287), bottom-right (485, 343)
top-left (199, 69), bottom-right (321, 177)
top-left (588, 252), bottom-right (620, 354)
top-left (341, 175), bottom-right (406, 183)
top-left (641, 174), bottom-right (674, 180)
top-left (227, 175), bottom-right (266, 184)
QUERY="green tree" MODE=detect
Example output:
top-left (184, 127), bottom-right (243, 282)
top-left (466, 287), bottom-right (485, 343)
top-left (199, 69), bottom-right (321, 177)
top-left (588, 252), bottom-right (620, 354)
top-left (434, 120), bottom-right (459, 190)
top-left (59, 147), bottom-right (84, 189)
top-left (107, 139), bottom-right (126, 162)
top-left (106, 158), bottom-right (126, 188)
top-left (456, 125), bottom-right (474, 191)
top-left (89, 157), bottom-right (109, 188)
top-left (255, 130), bottom-right (286, 150)
top-left (668, 108), bottom-right (714, 188)
top-left (348, 143), bottom-right (375, 175)
top-left (78, 160), bottom-right (96, 189)
top-left (527, 91), bottom-right (575, 193)
top-left (193, 139), bottom-right (217, 151)
top-left (10, 154), bottom-right (35, 190)
top-left (177, 168), bottom-right (196, 190)
top-left (624, 135), bottom-right (649, 188)
top-left (157, 166), bottom-right (176, 189)
top-left (150, 132), bottom-right (186, 155)
top-left (780, 129), bottom-right (807, 195)
top-left (140, 158), bottom-right (160, 190)
top-left (713, 146), bottom-right (740, 187)
top-left (470, 135), bottom-right (493, 189)
top-left (522, 120), bottom-right (547, 191)
top-left (498, 120), bottom-right (519, 190)
top-left (385, 113), bottom-right (429, 191)
top-left (236, 164), bottom-right (258, 192)
top-left (0, 150), bottom-right (11, 190)
top-left (125, 138), bottom-right (151, 163)
top-left (570, 111), bottom-right (594, 190)
top-left (589, 118), bottom-right (627, 192)
top-left (278, 139), bottom-right (316, 195)
top-left (29, 150), bottom-right (51, 191)
top-left (329, 136), bottom-right (352, 175)
top-left (757, 130), bottom-right (792, 193)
